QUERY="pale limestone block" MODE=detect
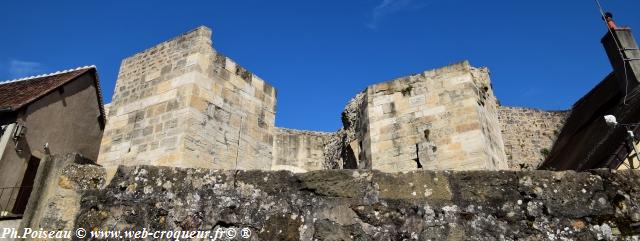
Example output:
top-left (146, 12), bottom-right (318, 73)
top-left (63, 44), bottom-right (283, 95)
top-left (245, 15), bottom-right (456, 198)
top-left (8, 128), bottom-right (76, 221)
top-left (426, 94), bottom-right (439, 106)
top-left (444, 73), bottom-right (473, 88)
top-left (370, 105), bottom-right (384, 117)
top-left (224, 57), bottom-right (237, 73)
top-left (221, 80), bottom-right (235, 93)
top-left (394, 98), bottom-right (410, 112)
top-left (239, 87), bottom-right (255, 100)
top-left (451, 129), bottom-right (482, 144)
top-left (170, 72), bottom-right (210, 91)
top-left (418, 106), bottom-right (446, 117)
top-left (370, 82), bottom-right (389, 93)
top-left (198, 53), bottom-right (213, 69)
top-left (242, 83), bottom-right (256, 96)
top-left (146, 70), bottom-right (161, 82)
top-left (212, 95), bottom-right (224, 107)
top-left (371, 117), bottom-right (396, 128)
top-left (233, 76), bottom-right (250, 91)
top-left (118, 89), bottom-right (178, 115)
top-left (372, 95), bottom-right (394, 106)
top-left (186, 53), bottom-right (199, 67)
top-left (252, 75), bottom-right (265, 90)
top-left (461, 140), bottom-right (484, 154)
top-left (409, 95), bottom-right (426, 107)
top-left (460, 98), bottom-right (479, 107)
top-left (107, 115), bottom-right (130, 129)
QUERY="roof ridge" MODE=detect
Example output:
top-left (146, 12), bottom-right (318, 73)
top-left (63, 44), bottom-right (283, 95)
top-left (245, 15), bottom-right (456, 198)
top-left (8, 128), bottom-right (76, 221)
top-left (0, 65), bottom-right (96, 85)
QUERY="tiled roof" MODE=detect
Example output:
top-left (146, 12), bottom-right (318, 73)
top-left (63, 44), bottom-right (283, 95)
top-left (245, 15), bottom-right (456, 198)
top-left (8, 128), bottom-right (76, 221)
top-left (0, 66), bottom-right (106, 122)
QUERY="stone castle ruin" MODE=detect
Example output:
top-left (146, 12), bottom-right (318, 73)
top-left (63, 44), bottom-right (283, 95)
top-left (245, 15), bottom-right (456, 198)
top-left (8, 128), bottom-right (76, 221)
top-left (5, 25), bottom-right (640, 240)
top-left (98, 26), bottom-right (566, 175)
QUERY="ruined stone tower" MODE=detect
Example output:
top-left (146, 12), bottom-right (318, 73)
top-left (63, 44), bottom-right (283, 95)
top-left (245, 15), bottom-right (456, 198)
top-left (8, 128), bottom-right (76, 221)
top-left (347, 62), bottom-right (509, 171)
top-left (98, 26), bottom-right (566, 173)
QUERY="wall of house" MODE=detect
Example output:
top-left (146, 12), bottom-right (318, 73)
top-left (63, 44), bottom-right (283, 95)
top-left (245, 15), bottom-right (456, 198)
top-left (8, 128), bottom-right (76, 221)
top-left (98, 26), bottom-right (277, 175)
top-left (498, 107), bottom-right (568, 170)
top-left (18, 73), bottom-right (104, 160)
top-left (0, 72), bottom-right (103, 213)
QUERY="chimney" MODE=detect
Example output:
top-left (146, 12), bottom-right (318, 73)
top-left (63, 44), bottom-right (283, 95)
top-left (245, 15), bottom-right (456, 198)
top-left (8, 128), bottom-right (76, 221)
top-left (601, 28), bottom-right (640, 91)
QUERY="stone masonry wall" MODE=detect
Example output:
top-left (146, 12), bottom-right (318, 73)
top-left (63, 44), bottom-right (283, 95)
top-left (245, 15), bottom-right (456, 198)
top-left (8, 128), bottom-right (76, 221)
top-left (36, 162), bottom-right (639, 241)
top-left (498, 107), bottom-right (568, 170)
top-left (272, 128), bottom-right (336, 172)
top-left (98, 26), bottom-right (277, 175)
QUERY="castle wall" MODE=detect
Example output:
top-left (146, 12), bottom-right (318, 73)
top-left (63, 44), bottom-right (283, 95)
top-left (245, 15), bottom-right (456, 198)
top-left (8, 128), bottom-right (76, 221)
top-left (498, 107), bottom-right (568, 170)
top-left (363, 62), bottom-right (508, 171)
top-left (272, 128), bottom-right (334, 172)
top-left (97, 26), bottom-right (558, 173)
top-left (98, 26), bottom-right (276, 173)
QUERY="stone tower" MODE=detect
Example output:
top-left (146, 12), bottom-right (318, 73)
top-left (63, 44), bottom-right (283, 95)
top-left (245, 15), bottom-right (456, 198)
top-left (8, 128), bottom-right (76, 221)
top-left (98, 26), bottom-right (277, 173)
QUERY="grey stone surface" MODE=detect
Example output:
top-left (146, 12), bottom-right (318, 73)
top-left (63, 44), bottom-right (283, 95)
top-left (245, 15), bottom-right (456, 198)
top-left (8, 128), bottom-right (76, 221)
top-left (63, 163), bottom-right (640, 240)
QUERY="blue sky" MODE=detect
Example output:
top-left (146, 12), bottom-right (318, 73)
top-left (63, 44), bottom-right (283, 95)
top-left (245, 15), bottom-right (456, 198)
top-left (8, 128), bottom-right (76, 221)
top-left (1, 1), bottom-right (639, 131)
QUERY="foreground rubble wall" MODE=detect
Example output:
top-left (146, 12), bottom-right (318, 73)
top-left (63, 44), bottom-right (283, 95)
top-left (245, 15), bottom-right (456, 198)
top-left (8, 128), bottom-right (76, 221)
top-left (25, 154), bottom-right (640, 240)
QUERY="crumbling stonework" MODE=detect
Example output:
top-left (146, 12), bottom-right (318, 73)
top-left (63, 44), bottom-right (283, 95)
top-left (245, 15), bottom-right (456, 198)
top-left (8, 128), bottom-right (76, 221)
top-left (338, 92), bottom-right (368, 169)
top-left (498, 107), bottom-right (568, 170)
top-left (27, 159), bottom-right (639, 240)
top-left (361, 63), bottom-right (508, 171)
